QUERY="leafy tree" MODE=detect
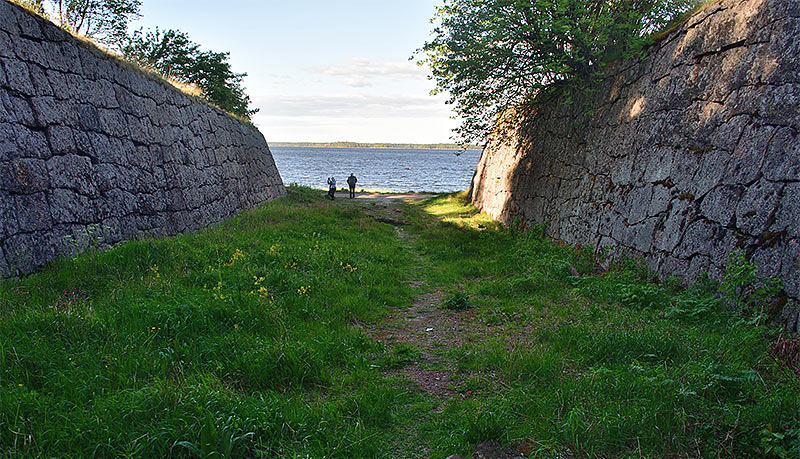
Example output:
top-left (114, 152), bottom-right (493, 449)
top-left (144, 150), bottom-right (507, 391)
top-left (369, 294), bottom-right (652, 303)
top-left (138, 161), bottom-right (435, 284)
top-left (419, 0), bottom-right (699, 143)
top-left (47, 0), bottom-right (141, 46)
top-left (121, 28), bottom-right (258, 119)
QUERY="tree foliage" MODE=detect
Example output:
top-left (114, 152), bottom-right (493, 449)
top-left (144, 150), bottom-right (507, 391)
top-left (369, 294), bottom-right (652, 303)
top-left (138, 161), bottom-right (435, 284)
top-left (121, 28), bottom-right (258, 119)
top-left (47, 0), bottom-right (141, 46)
top-left (419, 0), bottom-right (700, 143)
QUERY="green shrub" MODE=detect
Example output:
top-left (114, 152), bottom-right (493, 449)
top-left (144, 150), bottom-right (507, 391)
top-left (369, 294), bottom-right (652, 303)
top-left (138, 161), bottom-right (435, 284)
top-left (442, 291), bottom-right (471, 311)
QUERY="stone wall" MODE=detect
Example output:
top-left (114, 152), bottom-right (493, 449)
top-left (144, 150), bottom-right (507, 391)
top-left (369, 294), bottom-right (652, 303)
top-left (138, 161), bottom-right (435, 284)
top-left (0, 0), bottom-right (286, 276)
top-left (469, 0), bottom-right (800, 332)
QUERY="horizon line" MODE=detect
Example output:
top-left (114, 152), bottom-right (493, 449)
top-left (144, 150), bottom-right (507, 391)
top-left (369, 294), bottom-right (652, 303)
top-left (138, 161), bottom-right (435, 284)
top-left (270, 141), bottom-right (483, 149)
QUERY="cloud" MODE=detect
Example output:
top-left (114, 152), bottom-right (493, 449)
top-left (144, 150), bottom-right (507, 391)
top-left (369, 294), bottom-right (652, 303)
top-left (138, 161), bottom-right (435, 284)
top-left (252, 113), bottom-right (461, 144)
top-left (250, 92), bottom-right (462, 143)
top-left (263, 72), bottom-right (293, 81)
top-left (310, 57), bottom-right (425, 83)
top-left (344, 78), bottom-right (372, 88)
top-left (252, 93), bottom-right (452, 118)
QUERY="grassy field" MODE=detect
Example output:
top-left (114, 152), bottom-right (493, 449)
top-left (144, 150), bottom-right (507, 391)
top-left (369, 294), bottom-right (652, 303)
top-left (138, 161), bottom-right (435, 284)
top-left (1, 186), bottom-right (798, 457)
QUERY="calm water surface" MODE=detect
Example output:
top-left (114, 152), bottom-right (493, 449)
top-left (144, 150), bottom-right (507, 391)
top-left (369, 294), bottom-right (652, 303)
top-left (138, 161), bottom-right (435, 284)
top-left (270, 146), bottom-right (483, 193)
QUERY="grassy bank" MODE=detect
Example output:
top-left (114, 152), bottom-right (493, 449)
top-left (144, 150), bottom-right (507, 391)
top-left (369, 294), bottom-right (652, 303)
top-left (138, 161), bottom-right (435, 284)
top-left (1, 187), bottom-right (798, 457)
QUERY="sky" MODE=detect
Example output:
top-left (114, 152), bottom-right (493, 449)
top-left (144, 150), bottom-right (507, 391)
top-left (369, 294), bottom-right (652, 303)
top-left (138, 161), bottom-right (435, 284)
top-left (129, 0), bottom-right (458, 144)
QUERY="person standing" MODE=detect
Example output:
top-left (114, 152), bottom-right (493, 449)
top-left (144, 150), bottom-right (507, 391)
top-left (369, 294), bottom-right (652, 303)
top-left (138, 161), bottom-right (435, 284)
top-left (327, 176), bottom-right (336, 200)
top-left (346, 173), bottom-right (358, 198)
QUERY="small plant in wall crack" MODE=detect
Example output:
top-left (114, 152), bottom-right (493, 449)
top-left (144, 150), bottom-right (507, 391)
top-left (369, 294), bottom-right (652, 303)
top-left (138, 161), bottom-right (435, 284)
top-left (720, 251), bottom-right (782, 326)
top-left (64, 223), bottom-right (112, 257)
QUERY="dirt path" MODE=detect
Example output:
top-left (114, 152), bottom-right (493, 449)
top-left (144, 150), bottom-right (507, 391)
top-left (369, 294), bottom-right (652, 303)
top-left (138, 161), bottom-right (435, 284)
top-left (350, 194), bottom-right (527, 459)
top-left (353, 192), bottom-right (436, 204)
top-left (356, 205), bottom-right (486, 399)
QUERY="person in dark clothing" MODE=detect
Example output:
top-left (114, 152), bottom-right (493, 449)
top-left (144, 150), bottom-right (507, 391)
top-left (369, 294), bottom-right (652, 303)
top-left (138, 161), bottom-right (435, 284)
top-left (346, 173), bottom-right (357, 198)
top-left (327, 177), bottom-right (336, 200)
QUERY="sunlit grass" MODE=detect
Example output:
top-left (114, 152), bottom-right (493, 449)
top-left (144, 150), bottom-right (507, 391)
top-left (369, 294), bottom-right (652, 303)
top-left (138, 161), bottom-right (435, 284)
top-left (651, 0), bottom-right (719, 42)
top-left (8, 0), bottom-right (44, 15)
top-left (419, 192), bottom-right (499, 229)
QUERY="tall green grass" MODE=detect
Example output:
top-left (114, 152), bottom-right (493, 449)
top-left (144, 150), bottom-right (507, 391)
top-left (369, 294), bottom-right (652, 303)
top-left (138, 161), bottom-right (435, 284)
top-left (2, 188), bottom-right (798, 458)
top-left (403, 193), bottom-right (800, 458)
top-left (1, 186), bottom-right (417, 457)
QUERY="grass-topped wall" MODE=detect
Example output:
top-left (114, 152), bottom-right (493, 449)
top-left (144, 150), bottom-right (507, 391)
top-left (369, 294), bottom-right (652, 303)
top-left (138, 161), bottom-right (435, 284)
top-left (0, 0), bottom-right (285, 277)
top-left (469, 0), bottom-right (800, 332)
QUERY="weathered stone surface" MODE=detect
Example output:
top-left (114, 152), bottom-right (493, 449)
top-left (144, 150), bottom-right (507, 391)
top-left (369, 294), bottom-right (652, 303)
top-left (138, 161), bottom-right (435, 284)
top-left (776, 183), bottom-right (800, 236)
top-left (736, 180), bottom-right (783, 236)
top-left (2, 58), bottom-right (34, 96)
top-left (30, 96), bottom-right (79, 126)
top-left (0, 188), bottom-right (17, 237)
top-left (47, 125), bottom-right (76, 154)
top-left (48, 188), bottom-right (93, 224)
top-left (12, 5), bottom-right (42, 40)
top-left (2, 157), bottom-right (49, 193)
top-left (47, 154), bottom-right (97, 196)
top-left (14, 192), bottom-right (51, 231)
top-left (0, 0), bottom-right (285, 277)
top-left (469, 0), bottom-right (800, 331)
top-left (15, 124), bottom-right (49, 159)
top-left (5, 94), bottom-right (34, 126)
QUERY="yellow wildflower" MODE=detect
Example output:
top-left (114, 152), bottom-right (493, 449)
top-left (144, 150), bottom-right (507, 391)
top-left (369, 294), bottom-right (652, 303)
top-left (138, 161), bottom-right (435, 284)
top-left (225, 249), bottom-right (245, 266)
top-left (339, 262), bottom-right (358, 273)
top-left (212, 281), bottom-right (227, 301)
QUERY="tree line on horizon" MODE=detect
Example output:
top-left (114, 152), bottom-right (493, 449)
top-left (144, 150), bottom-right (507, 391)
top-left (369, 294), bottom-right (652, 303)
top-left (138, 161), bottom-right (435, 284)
top-left (12, 0), bottom-right (258, 119)
top-left (270, 141), bottom-right (483, 150)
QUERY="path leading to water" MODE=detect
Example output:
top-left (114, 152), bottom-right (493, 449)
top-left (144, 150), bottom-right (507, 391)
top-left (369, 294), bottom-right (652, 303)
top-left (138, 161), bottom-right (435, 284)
top-left (345, 193), bottom-right (526, 459)
top-left (321, 190), bottom-right (436, 205)
top-left (354, 192), bottom-right (436, 203)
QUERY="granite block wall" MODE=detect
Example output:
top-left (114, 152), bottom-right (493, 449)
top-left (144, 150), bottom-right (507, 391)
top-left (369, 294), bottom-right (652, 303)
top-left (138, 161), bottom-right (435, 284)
top-left (469, 0), bottom-right (800, 332)
top-left (0, 0), bottom-right (286, 276)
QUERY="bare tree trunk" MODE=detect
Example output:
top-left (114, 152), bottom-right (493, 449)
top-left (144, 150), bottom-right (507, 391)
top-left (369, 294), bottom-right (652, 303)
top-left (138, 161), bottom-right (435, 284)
top-left (57, 0), bottom-right (64, 27)
top-left (76, 0), bottom-right (92, 35)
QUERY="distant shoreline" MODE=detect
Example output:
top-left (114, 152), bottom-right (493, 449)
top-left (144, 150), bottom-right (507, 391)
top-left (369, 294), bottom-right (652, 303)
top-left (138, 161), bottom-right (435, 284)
top-left (270, 141), bottom-right (483, 150)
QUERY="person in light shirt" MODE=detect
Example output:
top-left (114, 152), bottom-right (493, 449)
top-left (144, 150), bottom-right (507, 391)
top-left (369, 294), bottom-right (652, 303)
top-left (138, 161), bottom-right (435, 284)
top-left (327, 177), bottom-right (336, 200)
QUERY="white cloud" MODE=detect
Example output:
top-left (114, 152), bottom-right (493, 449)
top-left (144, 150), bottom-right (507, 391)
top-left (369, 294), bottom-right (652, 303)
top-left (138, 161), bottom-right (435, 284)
top-left (252, 93), bottom-right (452, 118)
top-left (310, 57), bottom-right (425, 82)
top-left (253, 114), bottom-right (460, 144)
top-left (250, 92), bottom-right (460, 143)
top-left (344, 78), bottom-right (372, 88)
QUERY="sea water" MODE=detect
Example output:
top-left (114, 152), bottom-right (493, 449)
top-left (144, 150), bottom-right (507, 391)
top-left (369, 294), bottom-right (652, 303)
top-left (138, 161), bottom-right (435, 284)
top-left (270, 146), bottom-right (483, 193)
